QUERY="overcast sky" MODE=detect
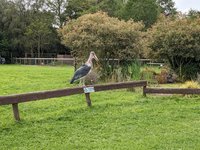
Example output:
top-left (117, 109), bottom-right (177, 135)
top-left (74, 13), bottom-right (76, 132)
top-left (174, 0), bottom-right (200, 13)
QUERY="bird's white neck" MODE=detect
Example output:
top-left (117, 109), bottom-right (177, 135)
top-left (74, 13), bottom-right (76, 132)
top-left (85, 57), bottom-right (93, 67)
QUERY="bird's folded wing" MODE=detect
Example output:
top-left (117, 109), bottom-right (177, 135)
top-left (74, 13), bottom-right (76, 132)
top-left (72, 64), bottom-right (91, 80)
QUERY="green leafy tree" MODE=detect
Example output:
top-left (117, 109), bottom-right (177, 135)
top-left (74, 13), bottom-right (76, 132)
top-left (147, 15), bottom-right (200, 80)
top-left (25, 13), bottom-right (55, 58)
top-left (157, 0), bottom-right (177, 15)
top-left (46, 0), bottom-right (68, 27)
top-left (65, 0), bottom-right (97, 19)
top-left (0, 0), bottom-right (68, 60)
top-left (87, 0), bottom-right (123, 17)
top-left (65, 0), bottom-right (124, 19)
top-left (188, 9), bottom-right (200, 19)
top-left (0, 0), bottom-right (25, 59)
top-left (0, 32), bottom-right (9, 55)
top-left (121, 0), bottom-right (159, 27)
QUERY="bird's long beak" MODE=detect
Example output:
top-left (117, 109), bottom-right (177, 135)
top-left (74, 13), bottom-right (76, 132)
top-left (94, 54), bottom-right (99, 62)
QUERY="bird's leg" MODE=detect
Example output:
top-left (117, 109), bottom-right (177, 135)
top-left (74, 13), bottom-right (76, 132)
top-left (83, 77), bottom-right (86, 86)
top-left (79, 79), bottom-right (82, 86)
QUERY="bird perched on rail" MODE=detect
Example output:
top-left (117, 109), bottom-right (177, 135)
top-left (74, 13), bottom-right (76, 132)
top-left (70, 51), bottom-right (99, 85)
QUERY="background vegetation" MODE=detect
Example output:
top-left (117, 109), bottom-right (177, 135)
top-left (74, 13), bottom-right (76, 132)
top-left (59, 12), bottom-right (144, 81)
top-left (0, 0), bottom-right (176, 60)
top-left (147, 15), bottom-right (200, 80)
top-left (0, 0), bottom-right (200, 80)
top-left (1, 0), bottom-right (200, 149)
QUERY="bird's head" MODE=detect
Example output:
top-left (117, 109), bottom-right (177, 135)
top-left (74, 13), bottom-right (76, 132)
top-left (90, 51), bottom-right (99, 62)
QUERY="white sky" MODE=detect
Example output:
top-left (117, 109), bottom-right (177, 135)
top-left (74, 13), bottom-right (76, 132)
top-left (174, 0), bottom-right (200, 13)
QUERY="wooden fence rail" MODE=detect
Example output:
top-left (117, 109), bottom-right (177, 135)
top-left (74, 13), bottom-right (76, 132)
top-left (144, 87), bottom-right (200, 95)
top-left (3, 80), bottom-right (200, 122)
top-left (0, 81), bottom-right (147, 121)
top-left (14, 58), bottom-right (74, 65)
top-left (13, 58), bottom-right (164, 66)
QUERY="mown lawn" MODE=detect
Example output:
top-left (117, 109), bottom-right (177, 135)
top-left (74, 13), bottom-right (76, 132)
top-left (1, 65), bottom-right (200, 150)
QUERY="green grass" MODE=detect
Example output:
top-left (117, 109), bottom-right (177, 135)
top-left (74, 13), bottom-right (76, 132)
top-left (0, 65), bottom-right (74, 95)
top-left (1, 65), bottom-right (200, 149)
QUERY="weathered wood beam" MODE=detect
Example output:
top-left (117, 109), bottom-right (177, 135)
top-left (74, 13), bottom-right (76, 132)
top-left (0, 81), bottom-right (147, 105)
top-left (144, 88), bottom-right (200, 95)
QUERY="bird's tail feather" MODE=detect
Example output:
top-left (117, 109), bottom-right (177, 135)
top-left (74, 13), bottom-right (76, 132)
top-left (70, 78), bottom-right (74, 84)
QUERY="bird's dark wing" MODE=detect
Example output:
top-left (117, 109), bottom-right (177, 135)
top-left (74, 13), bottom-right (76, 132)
top-left (70, 64), bottom-right (91, 84)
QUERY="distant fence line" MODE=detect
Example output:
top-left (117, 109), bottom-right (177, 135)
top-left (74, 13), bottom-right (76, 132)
top-left (13, 57), bottom-right (164, 66)
top-left (14, 57), bottom-right (74, 65)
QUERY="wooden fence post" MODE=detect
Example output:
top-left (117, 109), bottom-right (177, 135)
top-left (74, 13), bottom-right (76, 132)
top-left (85, 93), bottom-right (92, 107)
top-left (12, 103), bottom-right (20, 121)
top-left (143, 85), bottom-right (147, 97)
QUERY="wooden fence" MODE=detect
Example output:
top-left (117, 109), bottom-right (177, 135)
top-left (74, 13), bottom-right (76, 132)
top-left (144, 87), bottom-right (200, 95)
top-left (2, 80), bottom-right (200, 121)
top-left (14, 58), bottom-right (74, 65)
top-left (13, 58), bottom-right (164, 66)
top-left (0, 81), bottom-right (147, 121)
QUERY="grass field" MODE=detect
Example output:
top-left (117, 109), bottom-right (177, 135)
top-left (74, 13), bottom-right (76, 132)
top-left (1, 65), bottom-right (200, 149)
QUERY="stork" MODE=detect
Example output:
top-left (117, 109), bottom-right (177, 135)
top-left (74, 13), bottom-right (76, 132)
top-left (70, 51), bottom-right (98, 85)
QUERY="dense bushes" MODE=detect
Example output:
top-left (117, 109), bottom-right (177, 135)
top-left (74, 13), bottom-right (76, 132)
top-left (147, 15), bottom-right (200, 80)
top-left (59, 12), bottom-right (144, 81)
top-left (60, 11), bottom-right (200, 82)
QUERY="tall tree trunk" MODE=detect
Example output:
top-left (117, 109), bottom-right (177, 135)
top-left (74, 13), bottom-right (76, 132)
top-left (31, 46), bottom-right (34, 58)
top-left (37, 38), bottom-right (40, 58)
top-left (58, 0), bottom-right (62, 28)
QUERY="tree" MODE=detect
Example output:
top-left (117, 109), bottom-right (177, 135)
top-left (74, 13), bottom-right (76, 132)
top-left (188, 9), bottom-right (200, 19)
top-left (30, 0), bottom-right (45, 11)
top-left (0, 0), bottom-right (69, 60)
top-left (46, 0), bottom-right (68, 27)
top-left (25, 12), bottom-right (55, 58)
top-left (157, 0), bottom-right (177, 16)
top-left (86, 0), bottom-right (123, 17)
top-left (0, 0), bottom-right (25, 59)
top-left (65, 0), bottom-right (124, 20)
top-left (147, 15), bottom-right (200, 80)
top-left (65, 0), bottom-right (97, 19)
top-left (0, 0), bottom-right (9, 46)
top-left (121, 0), bottom-right (159, 27)
top-left (0, 32), bottom-right (9, 55)
top-left (59, 12), bottom-right (144, 81)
